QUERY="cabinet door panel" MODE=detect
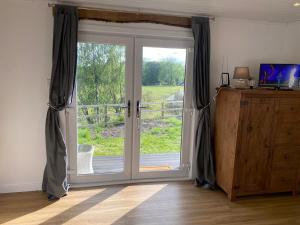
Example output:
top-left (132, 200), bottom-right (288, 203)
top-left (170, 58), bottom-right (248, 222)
top-left (269, 146), bottom-right (300, 192)
top-left (235, 97), bottom-right (275, 195)
top-left (274, 99), bottom-right (300, 146)
top-left (270, 98), bottom-right (300, 192)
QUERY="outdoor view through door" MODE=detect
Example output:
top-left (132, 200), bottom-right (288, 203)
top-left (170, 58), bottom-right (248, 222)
top-left (76, 42), bottom-right (127, 174)
top-left (139, 47), bottom-right (186, 172)
top-left (74, 36), bottom-right (191, 182)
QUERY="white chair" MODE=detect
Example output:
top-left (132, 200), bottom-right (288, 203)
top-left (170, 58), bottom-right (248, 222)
top-left (77, 144), bottom-right (94, 174)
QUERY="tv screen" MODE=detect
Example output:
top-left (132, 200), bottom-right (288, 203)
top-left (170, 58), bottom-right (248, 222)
top-left (259, 64), bottom-right (300, 88)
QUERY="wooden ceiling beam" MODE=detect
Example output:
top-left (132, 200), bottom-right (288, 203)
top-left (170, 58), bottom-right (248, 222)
top-left (49, 4), bottom-right (192, 28)
top-left (78, 8), bottom-right (192, 28)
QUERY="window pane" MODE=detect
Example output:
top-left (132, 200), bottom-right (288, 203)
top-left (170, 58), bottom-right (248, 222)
top-left (139, 47), bottom-right (186, 172)
top-left (76, 42), bottom-right (126, 175)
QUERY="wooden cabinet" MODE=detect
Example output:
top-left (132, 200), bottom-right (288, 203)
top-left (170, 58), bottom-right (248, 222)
top-left (215, 88), bottom-right (300, 200)
top-left (297, 165), bottom-right (300, 193)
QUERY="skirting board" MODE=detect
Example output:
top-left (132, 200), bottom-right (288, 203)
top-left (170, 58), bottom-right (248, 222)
top-left (0, 177), bottom-right (193, 194)
top-left (0, 182), bottom-right (41, 194)
top-left (70, 177), bottom-right (192, 189)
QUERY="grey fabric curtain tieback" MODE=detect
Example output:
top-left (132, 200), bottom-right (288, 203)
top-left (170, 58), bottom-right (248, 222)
top-left (200, 103), bottom-right (210, 112)
top-left (48, 103), bottom-right (72, 111)
top-left (47, 103), bottom-right (59, 111)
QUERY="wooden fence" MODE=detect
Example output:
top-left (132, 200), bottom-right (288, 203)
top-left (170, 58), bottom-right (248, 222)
top-left (77, 100), bottom-right (183, 128)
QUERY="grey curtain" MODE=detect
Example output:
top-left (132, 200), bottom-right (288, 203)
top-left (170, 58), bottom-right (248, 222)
top-left (192, 17), bottom-right (215, 188)
top-left (42, 5), bottom-right (78, 200)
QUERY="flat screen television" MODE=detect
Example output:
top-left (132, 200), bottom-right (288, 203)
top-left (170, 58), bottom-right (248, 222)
top-left (258, 64), bottom-right (300, 88)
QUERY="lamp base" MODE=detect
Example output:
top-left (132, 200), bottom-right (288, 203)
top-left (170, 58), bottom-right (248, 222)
top-left (233, 79), bottom-right (249, 89)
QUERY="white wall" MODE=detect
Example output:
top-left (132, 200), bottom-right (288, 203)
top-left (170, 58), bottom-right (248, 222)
top-left (284, 21), bottom-right (300, 63)
top-left (210, 18), bottom-right (289, 96)
top-left (0, 0), bottom-right (52, 192)
top-left (0, 0), bottom-right (298, 193)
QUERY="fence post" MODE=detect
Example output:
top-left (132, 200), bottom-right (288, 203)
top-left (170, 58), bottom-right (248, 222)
top-left (96, 105), bottom-right (100, 125)
top-left (161, 102), bottom-right (165, 119)
top-left (98, 106), bottom-right (101, 125)
top-left (104, 105), bottom-right (108, 127)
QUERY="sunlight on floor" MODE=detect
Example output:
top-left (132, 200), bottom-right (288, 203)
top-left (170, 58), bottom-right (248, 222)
top-left (2, 189), bottom-right (107, 225)
top-left (2, 184), bottom-right (167, 225)
top-left (67, 184), bottom-right (167, 225)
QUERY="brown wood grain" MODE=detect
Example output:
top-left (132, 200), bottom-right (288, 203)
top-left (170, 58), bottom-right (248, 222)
top-left (235, 97), bottom-right (275, 195)
top-left (296, 162), bottom-right (300, 195)
top-left (215, 88), bottom-right (300, 201)
top-left (215, 89), bottom-right (241, 198)
top-left (76, 8), bottom-right (192, 28)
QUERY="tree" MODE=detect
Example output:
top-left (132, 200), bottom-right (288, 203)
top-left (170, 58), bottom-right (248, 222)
top-left (76, 43), bottom-right (125, 125)
top-left (158, 59), bottom-right (185, 85)
top-left (142, 59), bottom-right (185, 86)
top-left (142, 61), bottom-right (160, 85)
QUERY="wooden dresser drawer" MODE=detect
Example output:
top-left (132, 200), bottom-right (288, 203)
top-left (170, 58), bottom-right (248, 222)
top-left (269, 169), bottom-right (297, 192)
top-left (269, 147), bottom-right (299, 192)
top-left (271, 146), bottom-right (300, 170)
top-left (275, 100), bottom-right (300, 146)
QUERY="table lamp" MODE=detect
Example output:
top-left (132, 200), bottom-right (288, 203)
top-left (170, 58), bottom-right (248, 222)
top-left (233, 67), bottom-right (250, 88)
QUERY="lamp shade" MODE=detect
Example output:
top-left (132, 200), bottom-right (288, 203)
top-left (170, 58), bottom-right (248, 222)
top-left (233, 67), bottom-right (250, 80)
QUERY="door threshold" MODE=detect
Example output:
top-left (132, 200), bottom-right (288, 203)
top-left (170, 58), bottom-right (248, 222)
top-left (70, 177), bottom-right (192, 189)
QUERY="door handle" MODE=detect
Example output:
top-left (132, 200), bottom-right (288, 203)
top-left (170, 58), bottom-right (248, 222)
top-left (136, 100), bottom-right (146, 118)
top-left (121, 100), bottom-right (131, 117)
top-left (137, 100), bottom-right (141, 119)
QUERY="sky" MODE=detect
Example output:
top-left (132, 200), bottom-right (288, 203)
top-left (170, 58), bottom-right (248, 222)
top-left (143, 47), bottom-right (186, 64)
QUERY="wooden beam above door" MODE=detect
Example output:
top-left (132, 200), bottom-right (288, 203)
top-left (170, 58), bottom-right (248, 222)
top-left (48, 4), bottom-right (193, 28)
top-left (78, 8), bottom-right (192, 28)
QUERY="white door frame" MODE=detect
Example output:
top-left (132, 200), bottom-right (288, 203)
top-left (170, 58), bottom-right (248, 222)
top-left (132, 37), bottom-right (194, 179)
top-left (67, 25), bottom-right (195, 185)
top-left (68, 33), bottom-right (134, 184)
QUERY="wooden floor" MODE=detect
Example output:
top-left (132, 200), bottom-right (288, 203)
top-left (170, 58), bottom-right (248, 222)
top-left (1, 181), bottom-right (300, 225)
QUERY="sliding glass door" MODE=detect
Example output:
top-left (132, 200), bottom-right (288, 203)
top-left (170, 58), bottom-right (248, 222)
top-left (68, 33), bottom-right (193, 184)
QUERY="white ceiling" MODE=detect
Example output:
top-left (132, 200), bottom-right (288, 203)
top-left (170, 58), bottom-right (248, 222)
top-left (57, 0), bottom-right (300, 22)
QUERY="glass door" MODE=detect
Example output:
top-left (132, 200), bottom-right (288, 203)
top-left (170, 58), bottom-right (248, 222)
top-left (68, 33), bottom-right (134, 184)
top-left (68, 34), bottom-right (193, 184)
top-left (132, 38), bottom-right (194, 179)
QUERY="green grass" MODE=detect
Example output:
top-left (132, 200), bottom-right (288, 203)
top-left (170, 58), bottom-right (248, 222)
top-left (78, 117), bottom-right (182, 156)
top-left (78, 128), bottom-right (124, 156)
top-left (142, 85), bottom-right (183, 101)
top-left (140, 117), bottom-right (182, 154)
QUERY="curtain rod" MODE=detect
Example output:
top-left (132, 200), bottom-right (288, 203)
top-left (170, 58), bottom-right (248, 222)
top-left (47, 3), bottom-right (215, 21)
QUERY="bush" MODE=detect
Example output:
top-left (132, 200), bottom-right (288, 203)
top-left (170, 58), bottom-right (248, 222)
top-left (78, 128), bottom-right (92, 143)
